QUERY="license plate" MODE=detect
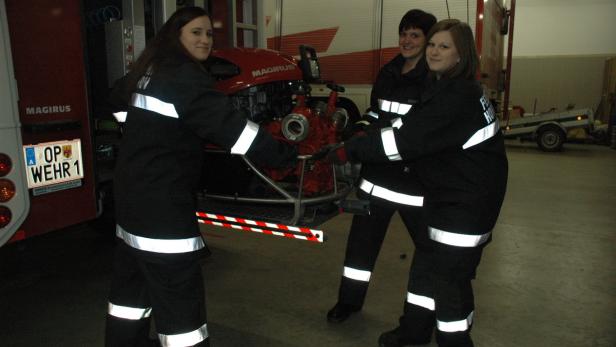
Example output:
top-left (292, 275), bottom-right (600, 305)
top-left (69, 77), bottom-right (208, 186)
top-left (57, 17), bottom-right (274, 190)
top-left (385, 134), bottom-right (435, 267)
top-left (23, 139), bottom-right (84, 189)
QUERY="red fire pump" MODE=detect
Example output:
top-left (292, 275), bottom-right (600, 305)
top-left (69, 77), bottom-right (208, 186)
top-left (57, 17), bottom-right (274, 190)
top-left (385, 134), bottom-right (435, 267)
top-left (197, 46), bottom-right (353, 230)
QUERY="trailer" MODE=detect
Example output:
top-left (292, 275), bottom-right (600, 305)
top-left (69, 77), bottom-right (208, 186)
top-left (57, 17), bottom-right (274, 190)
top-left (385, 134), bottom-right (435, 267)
top-left (502, 108), bottom-right (595, 151)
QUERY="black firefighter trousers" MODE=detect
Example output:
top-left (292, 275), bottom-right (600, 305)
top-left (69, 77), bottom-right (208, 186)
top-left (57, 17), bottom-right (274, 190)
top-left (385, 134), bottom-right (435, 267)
top-left (336, 202), bottom-right (427, 307)
top-left (105, 242), bottom-right (209, 347)
top-left (336, 202), bottom-right (484, 347)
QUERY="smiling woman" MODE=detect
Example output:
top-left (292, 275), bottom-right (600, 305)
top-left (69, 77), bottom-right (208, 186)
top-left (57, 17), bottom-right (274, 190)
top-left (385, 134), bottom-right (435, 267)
top-left (179, 15), bottom-right (213, 62)
top-left (104, 6), bottom-right (297, 347)
top-left (325, 18), bottom-right (508, 347)
top-left (426, 30), bottom-right (460, 77)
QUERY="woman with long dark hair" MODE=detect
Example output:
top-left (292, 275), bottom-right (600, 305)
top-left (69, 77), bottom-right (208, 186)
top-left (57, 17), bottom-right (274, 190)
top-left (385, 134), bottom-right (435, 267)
top-left (105, 7), bottom-right (296, 347)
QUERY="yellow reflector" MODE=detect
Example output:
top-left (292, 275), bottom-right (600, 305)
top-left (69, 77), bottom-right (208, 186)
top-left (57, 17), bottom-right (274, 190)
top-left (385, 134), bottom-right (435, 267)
top-left (0, 206), bottom-right (11, 228)
top-left (0, 179), bottom-right (16, 202)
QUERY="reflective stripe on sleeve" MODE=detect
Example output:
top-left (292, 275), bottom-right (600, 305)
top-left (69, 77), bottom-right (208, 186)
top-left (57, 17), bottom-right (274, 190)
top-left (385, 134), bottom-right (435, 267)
top-left (230, 120), bottom-right (259, 155)
top-left (428, 226), bottom-right (491, 247)
top-left (359, 179), bottom-right (423, 206)
top-left (116, 225), bottom-right (205, 253)
top-left (343, 266), bottom-right (371, 282)
top-left (380, 127), bottom-right (402, 161)
top-left (437, 311), bottom-right (474, 333)
top-left (378, 99), bottom-right (412, 115)
top-left (366, 111), bottom-right (379, 119)
top-left (391, 117), bottom-right (403, 129)
top-left (131, 93), bottom-right (179, 119)
top-left (407, 292), bottom-right (435, 311)
top-left (113, 111), bottom-right (127, 123)
top-left (108, 302), bottom-right (152, 320)
top-left (159, 322), bottom-right (208, 347)
top-left (462, 120), bottom-right (499, 149)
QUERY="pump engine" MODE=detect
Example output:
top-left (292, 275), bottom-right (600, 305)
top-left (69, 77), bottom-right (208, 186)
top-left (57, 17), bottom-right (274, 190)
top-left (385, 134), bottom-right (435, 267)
top-left (202, 47), bottom-right (349, 197)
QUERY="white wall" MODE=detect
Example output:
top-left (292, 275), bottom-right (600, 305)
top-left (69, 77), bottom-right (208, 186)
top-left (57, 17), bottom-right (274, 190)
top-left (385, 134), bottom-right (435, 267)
top-left (510, 0), bottom-right (616, 57)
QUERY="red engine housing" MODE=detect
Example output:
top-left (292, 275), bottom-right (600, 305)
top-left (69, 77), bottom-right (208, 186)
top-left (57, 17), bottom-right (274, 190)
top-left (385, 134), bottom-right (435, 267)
top-left (209, 48), bottom-right (339, 195)
top-left (212, 48), bottom-right (303, 94)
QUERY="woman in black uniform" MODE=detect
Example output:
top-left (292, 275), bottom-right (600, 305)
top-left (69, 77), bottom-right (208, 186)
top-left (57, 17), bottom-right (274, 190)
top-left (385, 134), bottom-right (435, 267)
top-left (327, 9), bottom-right (436, 324)
top-left (323, 19), bottom-right (508, 347)
top-left (105, 7), bottom-right (296, 347)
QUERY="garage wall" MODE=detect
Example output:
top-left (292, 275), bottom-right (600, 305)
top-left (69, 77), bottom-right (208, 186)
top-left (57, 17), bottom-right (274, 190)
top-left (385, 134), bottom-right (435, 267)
top-left (507, 0), bottom-right (616, 115)
top-left (509, 55), bottom-right (610, 114)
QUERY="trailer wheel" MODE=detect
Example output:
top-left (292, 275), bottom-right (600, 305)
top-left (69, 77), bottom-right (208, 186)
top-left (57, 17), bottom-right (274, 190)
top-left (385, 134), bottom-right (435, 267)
top-left (537, 126), bottom-right (565, 152)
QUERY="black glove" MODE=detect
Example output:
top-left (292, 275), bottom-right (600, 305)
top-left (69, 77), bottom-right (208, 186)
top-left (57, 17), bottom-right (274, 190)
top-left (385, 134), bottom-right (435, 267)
top-left (311, 143), bottom-right (348, 165)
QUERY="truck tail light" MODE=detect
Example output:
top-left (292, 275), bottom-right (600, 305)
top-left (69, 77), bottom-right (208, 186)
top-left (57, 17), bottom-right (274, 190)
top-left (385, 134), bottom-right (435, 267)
top-left (0, 179), bottom-right (16, 202)
top-left (0, 153), bottom-right (12, 177)
top-left (0, 206), bottom-right (11, 228)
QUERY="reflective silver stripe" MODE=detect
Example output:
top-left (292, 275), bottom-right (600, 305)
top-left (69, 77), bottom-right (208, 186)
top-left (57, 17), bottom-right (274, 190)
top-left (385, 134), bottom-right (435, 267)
top-left (429, 226), bottom-right (491, 247)
top-left (378, 99), bottom-right (392, 113)
top-left (359, 179), bottom-right (423, 206)
top-left (378, 99), bottom-right (412, 115)
top-left (131, 93), bottom-right (179, 119)
top-left (159, 322), bottom-right (208, 347)
top-left (437, 311), bottom-right (474, 333)
top-left (116, 225), bottom-right (205, 253)
top-left (230, 120), bottom-right (259, 155)
top-left (391, 117), bottom-right (403, 129)
top-left (366, 111), bottom-right (379, 119)
top-left (113, 111), bottom-right (127, 123)
top-left (397, 103), bottom-right (412, 114)
top-left (380, 127), bottom-right (402, 161)
top-left (343, 266), bottom-right (371, 282)
top-left (108, 302), bottom-right (152, 320)
top-left (406, 292), bottom-right (435, 311)
top-left (462, 120), bottom-right (499, 149)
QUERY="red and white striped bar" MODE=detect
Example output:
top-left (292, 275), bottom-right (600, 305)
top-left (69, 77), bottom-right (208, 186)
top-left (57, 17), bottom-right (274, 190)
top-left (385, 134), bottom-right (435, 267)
top-left (196, 212), bottom-right (325, 243)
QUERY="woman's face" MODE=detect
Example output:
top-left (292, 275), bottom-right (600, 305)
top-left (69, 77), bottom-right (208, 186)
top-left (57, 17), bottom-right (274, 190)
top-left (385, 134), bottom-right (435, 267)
top-left (179, 15), bottom-right (213, 61)
top-left (398, 27), bottom-right (426, 61)
top-left (426, 30), bottom-right (460, 76)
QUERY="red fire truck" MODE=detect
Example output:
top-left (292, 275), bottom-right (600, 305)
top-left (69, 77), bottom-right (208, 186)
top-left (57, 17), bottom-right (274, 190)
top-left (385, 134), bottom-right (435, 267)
top-left (0, 0), bottom-right (355, 247)
top-left (0, 0), bottom-right (516, 247)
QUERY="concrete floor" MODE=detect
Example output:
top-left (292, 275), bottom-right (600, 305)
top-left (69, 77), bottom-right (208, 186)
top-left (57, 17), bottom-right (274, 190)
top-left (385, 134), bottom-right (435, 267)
top-left (1, 142), bottom-right (615, 347)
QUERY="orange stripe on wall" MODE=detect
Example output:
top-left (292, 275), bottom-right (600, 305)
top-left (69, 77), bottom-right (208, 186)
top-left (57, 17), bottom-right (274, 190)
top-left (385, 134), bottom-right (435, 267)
top-left (319, 47), bottom-right (400, 85)
top-left (267, 27), bottom-right (338, 55)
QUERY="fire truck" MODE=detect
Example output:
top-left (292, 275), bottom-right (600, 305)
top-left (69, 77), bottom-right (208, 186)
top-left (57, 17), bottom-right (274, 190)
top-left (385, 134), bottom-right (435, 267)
top-left (0, 0), bottom-right (516, 247)
top-left (0, 0), bottom-right (356, 247)
top-left (263, 0), bottom-right (516, 118)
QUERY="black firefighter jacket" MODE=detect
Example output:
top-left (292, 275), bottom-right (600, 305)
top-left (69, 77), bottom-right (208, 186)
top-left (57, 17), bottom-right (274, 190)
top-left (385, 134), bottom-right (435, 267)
top-left (111, 57), bottom-right (296, 253)
top-left (358, 55), bottom-right (429, 208)
top-left (346, 77), bottom-right (508, 247)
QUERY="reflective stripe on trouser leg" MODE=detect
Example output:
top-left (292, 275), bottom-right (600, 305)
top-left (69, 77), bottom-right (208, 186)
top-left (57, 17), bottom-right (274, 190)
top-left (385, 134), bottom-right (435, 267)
top-left (428, 226), bottom-right (491, 248)
top-left (432, 248), bottom-right (483, 347)
top-left (146, 249), bottom-right (208, 347)
top-left (108, 302), bottom-right (152, 320)
top-left (399, 246), bottom-right (436, 341)
top-left (338, 207), bottom-right (395, 306)
top-left (105, 243), bottom-right (154, 347)
top-left (343, 266), bottom-right (371, 281)
top-left (159, 322), bottom-right (209, 347)
top-left (437, 311), bottom-right (474, 332)
top-left (407, 292), bottom-right (435, 311)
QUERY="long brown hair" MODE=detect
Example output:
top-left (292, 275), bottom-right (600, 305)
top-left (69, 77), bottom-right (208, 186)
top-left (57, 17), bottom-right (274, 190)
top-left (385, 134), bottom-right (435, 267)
top-left (123, 6), bottom-right (210, 93)
top-left (426, 19), bottom-right (479, 80)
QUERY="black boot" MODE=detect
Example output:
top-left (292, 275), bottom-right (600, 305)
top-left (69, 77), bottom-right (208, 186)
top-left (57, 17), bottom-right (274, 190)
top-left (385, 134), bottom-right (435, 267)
top-left (435, 330), bottom-right (473, 347)
top-left (326, 302), bottom-right (361, 323)
top-left (378, 326), bottom-right (431, 347)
